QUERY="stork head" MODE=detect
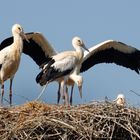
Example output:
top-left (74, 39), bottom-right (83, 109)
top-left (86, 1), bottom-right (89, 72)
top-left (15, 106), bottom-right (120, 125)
top-left (115, 94), bottom-right (125, 106)
top-left (12, 24), bottom-right (29, 42)
top-left (72, 36), bottom-right (89, 52)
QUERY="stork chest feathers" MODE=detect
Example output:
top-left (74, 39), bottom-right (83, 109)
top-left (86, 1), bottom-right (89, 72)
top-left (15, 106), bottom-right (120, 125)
top-left (9, 38), bottom-right (23, 62)
top-left (0, 37), bottom-right (23, 82)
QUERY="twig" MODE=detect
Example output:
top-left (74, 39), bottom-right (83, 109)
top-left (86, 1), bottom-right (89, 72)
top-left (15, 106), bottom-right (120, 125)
top-left (35, 83), bottom-right (48, 101)
top-left (48, 118), bottom-right (76, 131)
top-left (130, 90), bottom-right (140, 97)
top-left (127, 121), bottom-right (140, 139)
top-left (0, 101), bottom-right (140, 139)
top-left (14, 93), bottom-right (30, 102)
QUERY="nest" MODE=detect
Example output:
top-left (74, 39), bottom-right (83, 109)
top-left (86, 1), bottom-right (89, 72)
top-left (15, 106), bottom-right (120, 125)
top-left (0, 101), bottom-right (140, 140)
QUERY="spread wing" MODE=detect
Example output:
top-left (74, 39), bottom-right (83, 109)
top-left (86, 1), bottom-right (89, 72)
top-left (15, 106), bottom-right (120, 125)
top-left (80, 40), bottom-right (140, 74)
top-left (0, 32), bottom-right (57, 67)
top-left (23, 32), bottom-right (57, 67)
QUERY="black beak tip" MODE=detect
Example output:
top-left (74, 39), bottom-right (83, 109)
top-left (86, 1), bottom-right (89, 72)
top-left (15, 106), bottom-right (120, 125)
top-left (36, 71), bottom-right (43, 83)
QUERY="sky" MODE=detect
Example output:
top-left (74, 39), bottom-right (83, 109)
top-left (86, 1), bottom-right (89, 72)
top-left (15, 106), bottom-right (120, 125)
top-left (0, 0), bottom-right (140, 106)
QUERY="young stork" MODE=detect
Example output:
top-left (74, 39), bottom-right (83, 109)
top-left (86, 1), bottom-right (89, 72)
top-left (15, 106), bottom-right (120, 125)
top-left (114, 94), bottom-right (126, 106)
top-left (0, 24), bottom-right (28, 105)
top-left (36, 36), bottom-right (89, 105)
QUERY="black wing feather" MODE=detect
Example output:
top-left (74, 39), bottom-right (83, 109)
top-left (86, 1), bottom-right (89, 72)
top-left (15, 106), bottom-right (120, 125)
top-left (23, 38), bottom-right (51, 66)
top-left (80, 47), bottom-right (140, 74)
top-left (0, 32), bottom-right (34, 51)
top-left (36, 58), bottom-right (73, 85)
top-left (0, 37), bottom-right (13, 51)
top-left (23, 32), bottom-right (52, 66)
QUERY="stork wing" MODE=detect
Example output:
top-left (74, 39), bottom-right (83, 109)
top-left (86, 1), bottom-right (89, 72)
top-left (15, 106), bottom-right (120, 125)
top-left (52, 55), bottom-right (77, 72)
top-left (0, 37), bottom-right (13, 51)
top-left (0, 32), bottom-right (57, 67)
top-left (80, 40), bottom-right (140, 74)
top-left (23, 32), bottom-right (57, 67)
top-left (36, 55), bottom-right (77, 84)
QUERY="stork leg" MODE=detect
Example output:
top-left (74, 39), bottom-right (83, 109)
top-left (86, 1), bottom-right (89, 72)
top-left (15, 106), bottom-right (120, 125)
top-left (65, 85), bottom-right (69, 104)
top-left (60, 80), bottom-right (69, 105)
top-left (64, 84), bottom-right (69, 105)
top-left (70, 85), bottom-right (74, 105)
top-left (1, 81), bottom-right (4, 105)
top-left (60, 81), bottom-right (65, 104)
top-left (57, 82), bottom-right (61, 104)
top-left (66, 86), bottom-right (68, 97)
top-left (9, 78), bottom-right (13, 106)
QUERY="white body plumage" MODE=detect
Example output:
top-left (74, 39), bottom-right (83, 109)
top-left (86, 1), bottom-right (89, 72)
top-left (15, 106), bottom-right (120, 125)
top-left (0, 24), bottom-right (28, 105)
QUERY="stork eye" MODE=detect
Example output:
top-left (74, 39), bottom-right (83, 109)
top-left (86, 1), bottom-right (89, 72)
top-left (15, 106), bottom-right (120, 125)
top-left (18, 27), bottom-right (21, 31)
top-left (77, 40), bottom-right (81, 44)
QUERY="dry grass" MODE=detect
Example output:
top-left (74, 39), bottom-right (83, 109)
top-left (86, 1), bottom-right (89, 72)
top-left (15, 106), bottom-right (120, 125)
top-left (0, 101), bottom-right (140, 140)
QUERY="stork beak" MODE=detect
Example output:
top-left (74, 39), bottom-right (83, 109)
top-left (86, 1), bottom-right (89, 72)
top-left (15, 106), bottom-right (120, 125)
top-left (82, 43), bottom-right (89, 52)
top-left (78, 85), bottom-right (82, 98)
top-left (21, 32), bottom-right (29, 43)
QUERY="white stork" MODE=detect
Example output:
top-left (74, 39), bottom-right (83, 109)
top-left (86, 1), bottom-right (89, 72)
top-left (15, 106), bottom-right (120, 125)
top-left (114, 94), bottom-right (126, 106)
top-left (36, 36), bottom-right (88, 105)
top-left (2, 33), bottom-right (140, 105)
top-left (0, 24), bottom-right (28, 105)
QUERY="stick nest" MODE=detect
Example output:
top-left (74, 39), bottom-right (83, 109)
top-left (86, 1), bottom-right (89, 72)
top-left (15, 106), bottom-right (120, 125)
top-left (0, 101), bottom-right (140, 140)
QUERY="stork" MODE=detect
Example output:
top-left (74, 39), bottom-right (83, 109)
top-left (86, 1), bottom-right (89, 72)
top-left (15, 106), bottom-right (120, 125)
top-left (36, 36), bottom-right (89, 105)
top-left (114, 94), bottom-right (126, 106)
top-left (2, 33), bottom-right (140, 104)
top-left (0, 24), bottom-right (28, 105)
